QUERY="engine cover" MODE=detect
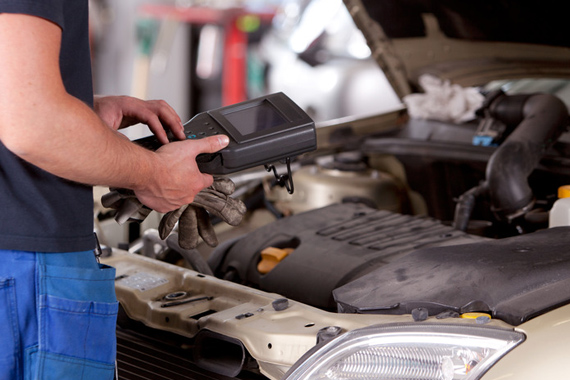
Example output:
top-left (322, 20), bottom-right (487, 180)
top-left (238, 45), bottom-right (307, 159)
top-left (211, 203), bottom-right (483, 309)
top-left (334, 226), bottom-right (570, 325)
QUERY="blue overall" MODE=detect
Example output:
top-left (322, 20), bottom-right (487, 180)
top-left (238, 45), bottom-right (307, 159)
top-left (0, 250), bottom-right (118, 380)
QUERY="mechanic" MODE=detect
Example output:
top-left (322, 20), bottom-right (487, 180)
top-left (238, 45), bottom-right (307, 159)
top-left (0, 1), bottom-right (229, 379)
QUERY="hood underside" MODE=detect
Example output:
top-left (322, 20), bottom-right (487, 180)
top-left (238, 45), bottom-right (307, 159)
top-left (361, 0), bottom-right (570, 46)
top-left (344, 0), bottom-right (570, 97)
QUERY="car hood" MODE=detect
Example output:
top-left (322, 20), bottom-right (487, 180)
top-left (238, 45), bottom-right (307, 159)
top-left (343, 0), bottom-right (570, 98)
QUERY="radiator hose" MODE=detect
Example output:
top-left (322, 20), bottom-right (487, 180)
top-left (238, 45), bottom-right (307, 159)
top-left (453, 92), bottom-right (568, 230)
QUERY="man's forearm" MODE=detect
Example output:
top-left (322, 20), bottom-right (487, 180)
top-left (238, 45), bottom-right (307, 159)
top-left (1, 89), bottom-right (227, 213)
top-left (0, 13), bottom-right (152, 190)
top-left (3, 91), bottom-right (157, 191)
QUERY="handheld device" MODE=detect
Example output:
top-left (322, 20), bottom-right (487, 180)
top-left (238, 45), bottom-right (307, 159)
top-left (135, 92), bottom-right (316, 192)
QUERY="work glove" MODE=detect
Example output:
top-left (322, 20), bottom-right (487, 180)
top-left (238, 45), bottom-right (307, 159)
top-left (101, 178), bottom-right (246, 249)
top-left (158, 178), bottom-right (247, 249)
top-left (101, 188), bottom-right (152, 225)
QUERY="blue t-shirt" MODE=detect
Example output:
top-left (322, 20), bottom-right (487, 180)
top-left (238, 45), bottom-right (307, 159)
top-left (0, 0), bottom-right (96, 252)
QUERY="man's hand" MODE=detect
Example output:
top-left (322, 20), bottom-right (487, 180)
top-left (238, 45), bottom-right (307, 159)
top-left (94, 95), bottom-right (186, 144)
top-left (134, 134), bottom-right (230, 213)
top-left (93, 95), bottom-right (232, 213)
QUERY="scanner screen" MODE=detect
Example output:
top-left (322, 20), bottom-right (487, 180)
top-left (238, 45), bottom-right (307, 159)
top-left (223, 100), bottom-right (287, 136)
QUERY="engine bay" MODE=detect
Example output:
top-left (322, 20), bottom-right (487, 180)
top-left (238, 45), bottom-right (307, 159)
top-left (96, 1), bottom-right (570, 378)
top-left (101, 88), bottom-right (570, 380)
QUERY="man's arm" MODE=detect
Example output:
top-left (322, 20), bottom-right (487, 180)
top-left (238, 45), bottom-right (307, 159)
top-left (0, 13), bottom-right (228, 213)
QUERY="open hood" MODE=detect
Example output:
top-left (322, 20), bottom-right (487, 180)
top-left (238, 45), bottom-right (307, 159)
top-left (343, 0), bottom-right (570, 98)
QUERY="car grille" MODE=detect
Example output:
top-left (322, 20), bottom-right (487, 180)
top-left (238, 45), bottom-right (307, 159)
top-left (116, 328), bottom-right (263, 380)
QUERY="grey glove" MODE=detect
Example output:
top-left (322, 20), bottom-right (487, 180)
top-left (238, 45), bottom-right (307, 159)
top-left (158, 178), bottom-right (247, 250)
top-left (101, 188), bottom-right (152, 225)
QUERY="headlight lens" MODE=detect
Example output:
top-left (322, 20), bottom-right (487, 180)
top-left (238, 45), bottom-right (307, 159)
top-left (284, 324), bottom-right (524, 380)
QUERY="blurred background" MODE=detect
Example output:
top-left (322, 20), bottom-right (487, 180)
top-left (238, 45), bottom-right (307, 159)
top-left (89, 0), bottom-right (402, 139)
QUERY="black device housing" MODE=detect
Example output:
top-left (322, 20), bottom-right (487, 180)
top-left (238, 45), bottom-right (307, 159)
top-left (135, 92), bottom-right (316, 175)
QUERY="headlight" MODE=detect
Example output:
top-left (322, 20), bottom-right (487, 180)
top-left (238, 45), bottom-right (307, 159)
top-left (284, 323), bottom-right (525, 380)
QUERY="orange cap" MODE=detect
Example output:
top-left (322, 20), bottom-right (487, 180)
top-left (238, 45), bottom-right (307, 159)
top-left (257, 247), bottom-right (294, 274)
top-left (558, 185), bottom-right (570, 199)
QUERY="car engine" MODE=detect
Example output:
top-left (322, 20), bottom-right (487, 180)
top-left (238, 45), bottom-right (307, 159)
top-left (97, 0), bottom-right (570, 377)
top-left (101, 88), bottom-right (570, 380)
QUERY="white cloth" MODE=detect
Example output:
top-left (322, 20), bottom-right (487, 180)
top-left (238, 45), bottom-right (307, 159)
top-left (403, 74), bottom-right (484, 123)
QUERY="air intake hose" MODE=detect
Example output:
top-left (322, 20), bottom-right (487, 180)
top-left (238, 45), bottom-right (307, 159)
top-left (454, 92), bottom-right (568, 230)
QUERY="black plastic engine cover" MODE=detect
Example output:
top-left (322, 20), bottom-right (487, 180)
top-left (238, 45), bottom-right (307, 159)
top-left (334, 226), bottom-right (570, 325)
top-left (212, 203), bottom-right (482, 309)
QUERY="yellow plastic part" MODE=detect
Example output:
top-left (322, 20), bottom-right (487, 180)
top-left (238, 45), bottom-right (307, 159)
top-left (558, 185), bottom-right (570, 199)
top-left (460, 312), bottom-right (492, 320)
top-left (257, 247), bottom-right (294, 274)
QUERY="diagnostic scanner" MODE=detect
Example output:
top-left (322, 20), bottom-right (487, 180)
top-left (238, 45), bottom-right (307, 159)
top-left (135, 92), bottom-right (316, 193)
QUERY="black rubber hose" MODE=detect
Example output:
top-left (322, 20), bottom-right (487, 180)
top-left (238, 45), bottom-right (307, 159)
top-left (454, 92), bottom-right (568, 229)
top-left (452, 183), bottom-right (488, 231)
top-left (486, 93), bottom-right (568, 221)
